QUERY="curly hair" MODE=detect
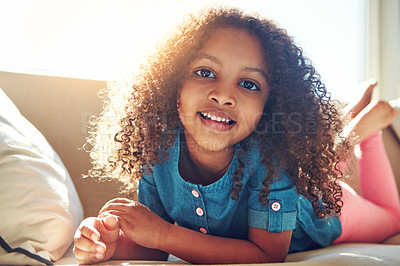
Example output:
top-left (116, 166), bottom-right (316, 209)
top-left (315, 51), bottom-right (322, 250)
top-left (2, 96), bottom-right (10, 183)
top-left (87, 7), bottom-right (348, 219)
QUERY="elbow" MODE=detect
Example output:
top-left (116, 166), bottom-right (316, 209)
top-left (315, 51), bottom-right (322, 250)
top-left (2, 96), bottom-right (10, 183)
top-left (251, 251), bottom-right (287, 264)
top-left (263, 253), bottom-right (287, 263)
top-left (271, 254), bottom-right (287, 263)
top-left (255, 248), bottom-right (288, 263)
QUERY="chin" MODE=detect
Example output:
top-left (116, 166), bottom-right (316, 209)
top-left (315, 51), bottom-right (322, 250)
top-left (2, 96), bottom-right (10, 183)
top-left (198, 140), bottom-right (232, 152)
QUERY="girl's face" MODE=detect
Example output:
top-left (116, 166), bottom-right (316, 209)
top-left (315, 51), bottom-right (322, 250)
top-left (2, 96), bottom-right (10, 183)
top-left (178, 27), bottom-right (270, 152)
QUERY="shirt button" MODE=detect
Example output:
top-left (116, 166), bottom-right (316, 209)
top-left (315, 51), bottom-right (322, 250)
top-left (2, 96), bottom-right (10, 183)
top-left (271, 202), bottom-right (281, 211)
top-left (191, 189), bottom-right (199, 197)
top-left (199, 227), bottom-right (208, 234)
top-left (196, 207), bottom-right (204, 216)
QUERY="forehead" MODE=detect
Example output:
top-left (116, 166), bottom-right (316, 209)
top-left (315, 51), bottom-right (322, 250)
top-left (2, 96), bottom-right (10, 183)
top-left (198, 27), bottom-right (268, 70)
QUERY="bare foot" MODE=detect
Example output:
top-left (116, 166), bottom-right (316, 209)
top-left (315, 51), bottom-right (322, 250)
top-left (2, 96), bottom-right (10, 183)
top-left (346, 79), bottom-right (377, 119)
top-left (352, 100), bottom-right (398, 142)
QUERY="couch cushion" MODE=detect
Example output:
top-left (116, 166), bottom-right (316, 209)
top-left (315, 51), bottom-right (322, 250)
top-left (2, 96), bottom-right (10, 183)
top-left (0, 88), bottom-right (83, 265)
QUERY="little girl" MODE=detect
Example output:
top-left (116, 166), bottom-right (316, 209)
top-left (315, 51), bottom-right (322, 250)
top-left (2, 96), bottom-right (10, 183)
top-left (73, 7), bottom-right (400, 264)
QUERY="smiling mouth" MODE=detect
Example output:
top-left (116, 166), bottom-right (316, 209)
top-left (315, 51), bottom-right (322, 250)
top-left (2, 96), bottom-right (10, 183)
top-left (198, 112), bottom-right (236, 125)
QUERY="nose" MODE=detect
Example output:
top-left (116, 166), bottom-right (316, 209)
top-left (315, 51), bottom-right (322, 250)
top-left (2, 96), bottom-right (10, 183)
top-left (207, 84), bottom-right (236, 107)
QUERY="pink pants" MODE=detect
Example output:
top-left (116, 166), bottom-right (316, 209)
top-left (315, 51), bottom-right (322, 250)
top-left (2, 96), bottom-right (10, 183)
top-left (334, 131), bottom-right (400, 243)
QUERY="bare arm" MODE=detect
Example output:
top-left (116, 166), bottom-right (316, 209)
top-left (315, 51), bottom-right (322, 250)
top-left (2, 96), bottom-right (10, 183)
top-left (159, 224), bottom-right (292, 264)
top-left (111, 231), bottom-right (169, 261)
top-left (102, 200), bottom-right (292, 264)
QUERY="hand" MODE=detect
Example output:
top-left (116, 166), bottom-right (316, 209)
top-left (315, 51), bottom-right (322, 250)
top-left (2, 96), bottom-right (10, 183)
top-left (73, 215), bottom-right (119, 264)
top-left (99, 198), bottom-right (171, 250)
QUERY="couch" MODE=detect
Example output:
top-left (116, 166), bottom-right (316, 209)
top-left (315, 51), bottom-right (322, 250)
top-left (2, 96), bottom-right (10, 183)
top-left (0, 71), bottom-right (400, 265)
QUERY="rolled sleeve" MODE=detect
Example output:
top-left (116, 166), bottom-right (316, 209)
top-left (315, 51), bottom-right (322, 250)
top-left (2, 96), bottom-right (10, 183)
top-left (138, 174), bottom-right (174, 224)
top-left (248, 173), bottom-right (298, 233)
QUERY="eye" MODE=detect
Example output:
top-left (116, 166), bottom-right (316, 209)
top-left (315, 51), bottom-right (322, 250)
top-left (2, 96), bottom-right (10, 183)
top-left (239, 80), bottom-right (260, 91)
top-left (194, 69), bottom-right (216, 79)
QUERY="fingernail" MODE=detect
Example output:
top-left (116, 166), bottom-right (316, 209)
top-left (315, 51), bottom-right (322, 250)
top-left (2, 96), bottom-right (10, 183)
top-left (91, 233), bottom-right (99, 241)
top-left (105, 216), bottom-right (117, 225)
top-left (96, 253), bottom-right (103, 260)
top-left (96, 245), bottom-right (104, 253)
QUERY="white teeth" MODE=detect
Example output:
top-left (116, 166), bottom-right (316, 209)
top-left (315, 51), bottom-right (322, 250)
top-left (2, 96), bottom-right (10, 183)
top-left (201, 112), bottom-right (231, 123)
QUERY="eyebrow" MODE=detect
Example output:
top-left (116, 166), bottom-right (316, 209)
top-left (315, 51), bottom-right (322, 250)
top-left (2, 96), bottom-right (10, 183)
top-left (193, 53), bottom-right (222, 65)
top-left (243, 67), bottom-right (269, 82)
top-left (193, 53), bottom-right (269, 82)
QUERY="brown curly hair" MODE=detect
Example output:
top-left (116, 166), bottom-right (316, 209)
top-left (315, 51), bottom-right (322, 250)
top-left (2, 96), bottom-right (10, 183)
top-left (87, 7), bottom-right (347, 219)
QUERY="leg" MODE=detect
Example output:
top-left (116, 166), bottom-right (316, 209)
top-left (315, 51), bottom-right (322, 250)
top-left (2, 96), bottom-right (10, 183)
top-left (339, 96), bottom-right (397, 194)
top-left (337, 81), bottom-right (377, 194)
top-left (335, 131), bottom-right (400, 243)
top-left (358, 131), bottom-right (400, 210)
top-left (345, 79), bottom-right (376, 119)
top-left (351, 101), bottom-right (398, 142)
top-left (334, 98), bottom-right (400, 243)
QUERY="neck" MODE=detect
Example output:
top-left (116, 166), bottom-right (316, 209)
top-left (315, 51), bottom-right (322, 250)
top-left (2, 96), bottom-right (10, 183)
top-left (179, 132), bottom-right (235, 185)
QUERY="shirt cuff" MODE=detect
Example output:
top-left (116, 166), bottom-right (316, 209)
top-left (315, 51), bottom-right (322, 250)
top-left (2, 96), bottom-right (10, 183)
top-left (248, 201), bottom-right (297, 233)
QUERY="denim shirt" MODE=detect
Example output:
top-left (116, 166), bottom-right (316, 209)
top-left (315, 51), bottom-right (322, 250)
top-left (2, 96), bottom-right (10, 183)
top-left (138, 132), bottom-right (341, 253)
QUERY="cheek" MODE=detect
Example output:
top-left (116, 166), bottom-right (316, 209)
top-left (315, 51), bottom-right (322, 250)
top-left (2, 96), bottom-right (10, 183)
top-left (177, 92), bottom-right (196, 123)
top-left (177, 93), bottom-right (190, 115)
top-left (177, 82), bottom-right (203, 115)
top-left (239, 108), bottom-right (263, 137)
top-left (253, 112), bottom-right (263, 125)
top-left (247, 103), bottom-right (266, 130)
top-left (249, 113), bottom-right (263, 134)
top-left (177, 88), bottom-right (188, 113)
top-left (251, 102), bottom-right (266, 122)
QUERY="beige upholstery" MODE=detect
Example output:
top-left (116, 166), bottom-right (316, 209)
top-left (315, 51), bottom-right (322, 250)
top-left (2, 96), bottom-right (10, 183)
top-left (0, 71), bottom-right (120, 218)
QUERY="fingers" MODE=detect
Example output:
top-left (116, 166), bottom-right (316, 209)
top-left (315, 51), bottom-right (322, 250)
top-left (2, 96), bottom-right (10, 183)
top-left (99, 198), bottom-right (132, 215)
top-left (102, 210), bottom-right (132, 228)
top-left (105, 197), bottom-right (132, 204)
top-left (73, 217), bottom-right (119, 264)
top-left (78, 217), bottom-right (101, 241)
top-left (100, 203), bottom-right (134, 215)
top-left (98, 216), bottom-right (120, 244)
top-left (103, 215), bottom-right (119, 230)
top-left (74, 219), bottom-right (107, 264)
top-left (115, 215), bottom-right (129, 231)
top-left (74, 229), bottom-right (106, 253)
top-left (100, 201), bottom-right (149, 216)
top-left (73, 245), bottom-right (104, 264)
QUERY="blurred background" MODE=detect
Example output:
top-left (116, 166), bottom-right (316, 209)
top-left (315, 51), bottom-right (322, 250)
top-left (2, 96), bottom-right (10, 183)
top-left (0, 0), bottom-right (399, 102)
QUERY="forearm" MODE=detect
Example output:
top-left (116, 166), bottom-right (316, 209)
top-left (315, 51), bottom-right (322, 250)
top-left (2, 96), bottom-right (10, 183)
top-left (112, 231), bottom-right (169, 261)
top-left (159, 224), bottom-right (286, 264)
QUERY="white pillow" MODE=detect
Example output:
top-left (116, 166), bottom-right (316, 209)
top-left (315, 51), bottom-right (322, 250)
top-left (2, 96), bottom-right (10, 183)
top-left (0, 89), bottom-right (83, 265)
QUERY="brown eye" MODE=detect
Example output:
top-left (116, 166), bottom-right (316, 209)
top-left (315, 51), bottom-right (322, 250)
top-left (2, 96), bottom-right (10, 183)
top-left (239, 80), bottom-right (260, 91)
top-left (195, 69), bottom-right (215, 78)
